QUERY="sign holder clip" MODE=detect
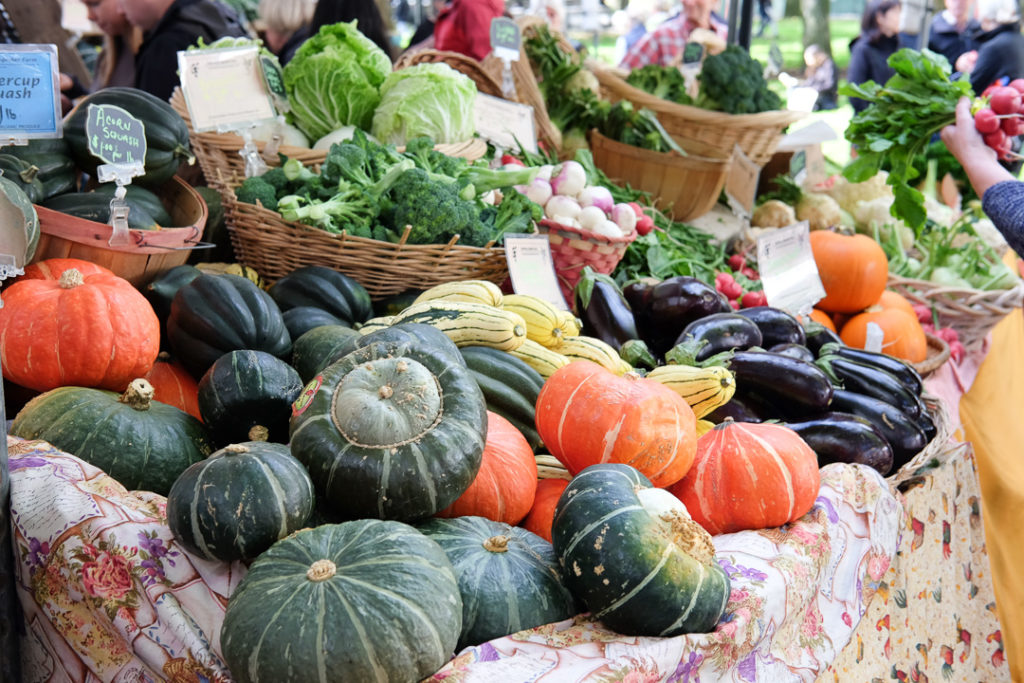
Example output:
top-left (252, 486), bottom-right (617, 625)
top-left (97, 161), bottom-right (144, 247)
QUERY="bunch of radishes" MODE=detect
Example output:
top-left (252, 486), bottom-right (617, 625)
top-left (717, 254), bottom-right (766, 309)
top-left (973, 80), bottom-right (1024, 160)
top-left (911, 303), bottom-right (966, 364)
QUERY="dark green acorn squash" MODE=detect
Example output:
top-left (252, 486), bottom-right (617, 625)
top-left (10, 378), bottom-right (213, 495)
top-left (168, 273), bottom-right (291, 379)
top-left (282, 305), bottom-right (346, 341)
top-left (91, 182), bottom-right (174, 226)
top-left (552, 463), bottom-right (731, 637)
top-left (458, 345), bottom-right (544, 451)
top-left (41, 192), bottom-right (160, 230)
top-left (0, 153), bottom-right (44, 203)
top-left (418, 516), bottom-right (577, 650)
top-left (291, 324), bottom-right (360, 383)
top-left (373, 288), bottom-right (423, 317)
top-left (289, 338), bottom-right (487, 521)
top-left (64, 87), bottom-right (194, 188)
top-left (197, 350), bottom-right (303, 446)
top-left (144, 264), bottom-right (202, 336)
top-left (268, 265), bottom-right (373, 327)
top-left (3, 137), bottom-right (76, 200)
top-left (166, 441), bottom-right (314, 562)
top-left (220, 520), bottom-right (462, 683)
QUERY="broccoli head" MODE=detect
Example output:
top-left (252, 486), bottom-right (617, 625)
top-left (235, 176), bottom-right (278, 211)
top-left (380, 168), bottom-right (481, 245)
top-left (261, 166), bottom-right (289, 193)
top-left (697, 45), bottom-right (781, 114)
top-left (625, 64), bottom-right (692, 104)
top-left (403, 136), bottom-right (469, 178)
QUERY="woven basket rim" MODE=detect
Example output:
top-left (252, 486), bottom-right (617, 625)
top-left (886, 395), bottom-right (953, 488)
top-left (910, 332), bottom-right (951, 377)
top-left (887, 271), bottom-right (1024, 303)
top-left (536, 217), bottom-right (638, 246)
top-left (588, 128), bottom-right (733, 166)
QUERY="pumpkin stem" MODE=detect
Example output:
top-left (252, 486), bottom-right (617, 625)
top-left (306, 559), bottom-right (337, 582)
top-left (483, 535), bottom-right (510, 553)
top-left (58, 268), bottom-right (85, 289)
top-left (157, 351), bottom-right (172, 362)
top-left (224, 444), bottom-right (249, 455)
top-left (248, 425), bottom-right (269, 442)
top-left (378, 385), bottom-right (394, 400)
top-left (120, 379), bottom-right (155, 410)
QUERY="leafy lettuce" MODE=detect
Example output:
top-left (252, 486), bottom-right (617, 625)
top-left (283, 21), bottom-right (391, 141)
top-left (371, 63), bottom-right (478, 145)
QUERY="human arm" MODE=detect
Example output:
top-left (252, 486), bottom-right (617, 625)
top-left (846, 43), bottom-right (870, 113)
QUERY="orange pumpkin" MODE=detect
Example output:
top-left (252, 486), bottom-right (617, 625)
top-left (0, 268), bottom-right (160, 392)
top-left (810, 231), bottom-right (889, 313)
top-left (20, 258), bottom-right (114, 282)
top-left (535, 360), bottom-right (697, 488)
top-left (436, 412), bottom-right (538, 525)
top-left (808, 309), bottom-right (836, 332)
top-left (873, 289), bottom-right (917, 318)
top-left (520, 478), bottom-right (569, 543)
top-left (668, 421), bottom-right (820, 535)
top-left (141, 352), bottom-right (202, 420)
top-left (840, 308), bottom-right (927, 363)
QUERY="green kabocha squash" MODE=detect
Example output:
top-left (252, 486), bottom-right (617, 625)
top-left (458, 345), bottom-right (545, 451)
top-left (0, 153), bottom-right (44, 203)
top-left (64, 87), bottom-right (194, 188)
top-left (2, 137), bottom-right (76, 200)
top-left (282, 306), bottom-right (346, 341)
top-left (291, 324), bottom-right (360, 383)
top-left (10, 379), bottom-right (213, 495)
top-left (0, 175), bottom-right (39, 268)
top-left (418, 516), bottom-right (577, 650)
top-left (197, 350), bottom-right (303, 446)
top-left (289, 338), bottom-right (487, 521)
top-left (552, 463), bottom-right (731, 637)
top-left (166, 441), bottom-right (314, 562)
top-left (268, 265), bottom-right (374, 327)
top-left (168, 273), bottom-right (291, 379)
top-left (221, 520), bottom-right (462, 683)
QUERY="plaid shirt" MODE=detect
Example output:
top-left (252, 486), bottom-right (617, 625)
top-left (618, 14), bottom-right (729, 70)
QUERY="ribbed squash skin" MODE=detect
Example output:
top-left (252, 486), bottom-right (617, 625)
top-left (10, 381), bottom-right (212, 495)
top-left (144, 264), bottom-right (201, 335)
top-left (291, 324), bottom-right (360, 383)
top-left (221, 521), bottom-right (462, 683)
top-left (168, 273), bottom-right (291, 379)
top-left (418, 516), bottom-right (577, 650)
top-left (198, 350), bottom-right (303, 446)
top-left (0, 174), bottom-right (39, 266)
top-left (552, 464), bottom-right (730, 636)
top-left (268, 265), bottom-right (373, 326)
top-left (458, 345), bottom-right (544, 451)
top-left (20, 257), bottom-right (114, 281)
top-left (289, 338), bottom-right (487, 521)
top-left (166, 441), bottom-right (314, 562)
top-left (282, 306), bottom-right (345, 341)
top-left (142, 352), bottom-right (201, 420)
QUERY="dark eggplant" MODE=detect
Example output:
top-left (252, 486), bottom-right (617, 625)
top-left (622, 278), bottom-right (657, 314)
top-left (818, 342), bottom-right (924, 396)
top-left (786, 412), bottom-right (894, 475)
top-left (736, 306), bottom-right (806, 347)
top-left (768, 343), bottom-right (816, 363)
top-left (727, 351), bottom-right (834, 413)
top-left (817, 355), bottom-right (921, 418)
top-left (916, 403), bottom-right (938, 442)
top-left (829, 389), bottom-right (928, 468)
top-left (705, 394), bottom-right (765, 423)
top-left (804, 322), bottom-right (843, 355)
top-left (636, 276), bottom-right (729, 355)
top-left (575, 268), bottom-right (639, 351)
top-left (672, 313), bottom-right (763, 362)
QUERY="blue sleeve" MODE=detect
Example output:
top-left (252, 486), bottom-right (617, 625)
top-left (982, 180), bottom-right (1024, 259)
top-left (846, 44), bottom-right (870, 113)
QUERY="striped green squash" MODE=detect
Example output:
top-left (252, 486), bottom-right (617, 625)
top-left (389, 300), bottom-right (528, 351)
top-left (221, 521), bottom-right (462, 683)
top-left (552, 463), bottom-right (731, 636)
top-left (166, 441), bottom-right (314, 562)
top-left (458, 346), bottom-right (544, 451)
top-left (418, 516), bottom-right (577, 650)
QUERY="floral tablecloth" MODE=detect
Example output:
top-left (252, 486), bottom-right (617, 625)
top-left (6, 435), bottom-right (903, 682)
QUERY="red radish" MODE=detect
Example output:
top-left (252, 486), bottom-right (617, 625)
top-left (728, 253), bottom-right (746, 271)
top-left (937, 326), bottom-right (960, 344)
top-left (635, 214), bottom-right (654, 235)
top-left (1002, 115), bottom-right (1024, 137)
top-left (501, 154), bottom-right (525, 166)
top-left (912, 304), bottom-right (932, 324)
top-left (990, 87), bottom-right (1022, 116)
top-left (741, 290), bottom-right (766, 308)
top-left (740, 266), bottom-right (760, 280)
top-left (998, 141), bottom-right (1013, 160)
top-left (1009, 79), bottom-right (1024, 95)
top-left (729, 299), bottom-right (740, 310)
top-left (984, 129), bottom-right (1007, 149)
top-left (974, 107), bottom-right (1001, 134)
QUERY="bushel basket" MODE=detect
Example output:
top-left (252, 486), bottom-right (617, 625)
top-left (535, 218), bottom-right (636, 304)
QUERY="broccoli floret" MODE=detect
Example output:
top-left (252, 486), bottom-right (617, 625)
top-left (261, 167), bottom-right (289, 193)
top-left (322, 142), bottom-right (375, 188)
top-left (277, 182), bottom-right (376, 234)
top-left (697, 46), bottom-right (780, 115)
top-left (282, 158), bottom-right (317, 185)
top-left (380, 167), bottom-right (480, 244)
top-left (625, 64), bottom-right (692, 104)
top-left (235, 176), bottom-right (278, 211)
top-left (403, 136), bottom-right (469, 177)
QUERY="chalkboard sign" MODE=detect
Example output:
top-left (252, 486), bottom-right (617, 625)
top-left (490, 17), bottom-right (521, 61)
top-left (260, 53), bottom-right (289, 112)
top-left (0, 44), bottom-right (61, 139)
top-left (85, 103), bottom-right (147, 167)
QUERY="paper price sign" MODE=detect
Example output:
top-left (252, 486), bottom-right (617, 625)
top-left (504, 234), bottom-right (569, 310)
top-left (86, 104), bottom-right (146, 166)
top-left (178, 46), bottom-right (276, 132)
top-left (0, 44), bottom-right (61, 139)
top-left (755, 221), bottom-right (825, 316)
top-left (475, 93), bottom-right (537, 154)
top-left (490, 17), bottom-right (521, 61)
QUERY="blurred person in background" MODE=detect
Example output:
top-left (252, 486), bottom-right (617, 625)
top-left (406, 0), bottom-right (446, 51)
top-left (258, 0), bottom-right (315, 64)
top-left (847, 0), bottom-right (901, 113)
top-left (955, 0), bottom-right (1024, 94)
top-left (611, 1), bottom-right (651, 65)
top-left (526, 0), bottom-right (566, 33)
top-left (307, 0), bottom-right (394, 57)
top-left (928, 0), bottom-right (978, 70)
top-left (433, 0), bottom-right (506, 62)
top-left (82, 0), bottom-right (141, 90)
top-left (618, 0), bottom-right (727, 69)
top-left (799, 45), bottom-right (838, 110)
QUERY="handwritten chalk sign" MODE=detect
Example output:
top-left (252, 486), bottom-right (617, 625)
top-left (85, 103), bottom-right (147, 167)
top-left (0, 44), bottom-right (61, 139)
top-left (490, 17), bottom-right (521, 62)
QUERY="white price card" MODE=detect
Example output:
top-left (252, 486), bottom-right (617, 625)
top-left (755, 221), bottom-right (825, 316)
top-left (178, 46), bottom-right (276, 132)
top-left (504, 234), bottom-right (569, 310)
top-left (0, 44), bottom-right (62, 140)
top-left (724, 144), bottom-right (761, 216)
top-left (475, 93), bottom-right (537, 154)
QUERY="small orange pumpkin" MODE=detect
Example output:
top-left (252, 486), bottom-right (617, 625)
top-left (808, 308), bottom-right (836, 332)
top-left (535, 360), bottom-right (697, 488)
top-left (840, 308), bottom-right (927, 362)
top-left (873, 289), bottom-right (917, 318)
top-left (520, 478), bottom-right (569, 543)
top-left (141, 352), bottom-right (201, 420)
top-left (810, 231), bottom-right (889, 313)
top-left (436, 412), bottom-right (538, 525)
top-left (20, 258), bottom-right (114, 282)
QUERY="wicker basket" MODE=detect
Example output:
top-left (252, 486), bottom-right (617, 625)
top-left (592, 66), bottom-right (804, 166)
top-left (589, 129), bottom-right (731, 222)
top-left (887, 396), bottom-right (956, 490)
top-left (910, 332), bottom-right (951, 378)
top-left (886, 272), bottom-right (1024, 348)
top-left (535, 218), bottom-right (637, 303)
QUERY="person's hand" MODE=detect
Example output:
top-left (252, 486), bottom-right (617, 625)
top-left (955, 50), bottom-right (978, 73)
top-left (941, 97), bottom-right (995, 165)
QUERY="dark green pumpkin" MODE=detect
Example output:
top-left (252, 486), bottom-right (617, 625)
top-left (41, 192), bottom-right (160, 230)
top-left (282, 306), bottom-right (347, 341)
top-left (10, 379), bottom-right (213, 495)
top-left (291, 324), bottom-right (360, 383)
top-left (552, 464), bottom-right (731, 637)
top-left (198, 350), bottom-right (303, 446)
top-left (458, 346), bottom-right (544, 451)
top-left (166, 441), bottom-right (314, 562)
top-left (0, 154), bottom-right (44, 203)
top-left (220, 520), bottom-right (462, 683)
top-left (145, 264), bottom-right (202, 334)
top-left (268, 265), bottom-right (373, 327)
top-left (64, 87), bottom-right (194, 188)
top-left (168, 273), bottom-right (291, 379)
top-left (289, 338), bottom-right (487, 521)
top-left (418, 516), bottom-right (577, 650)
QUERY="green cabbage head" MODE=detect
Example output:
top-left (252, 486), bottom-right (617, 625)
top-left (283, 21), bottom-right (391, 141)
top-left (371, 63), bottom-right (478, 145)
